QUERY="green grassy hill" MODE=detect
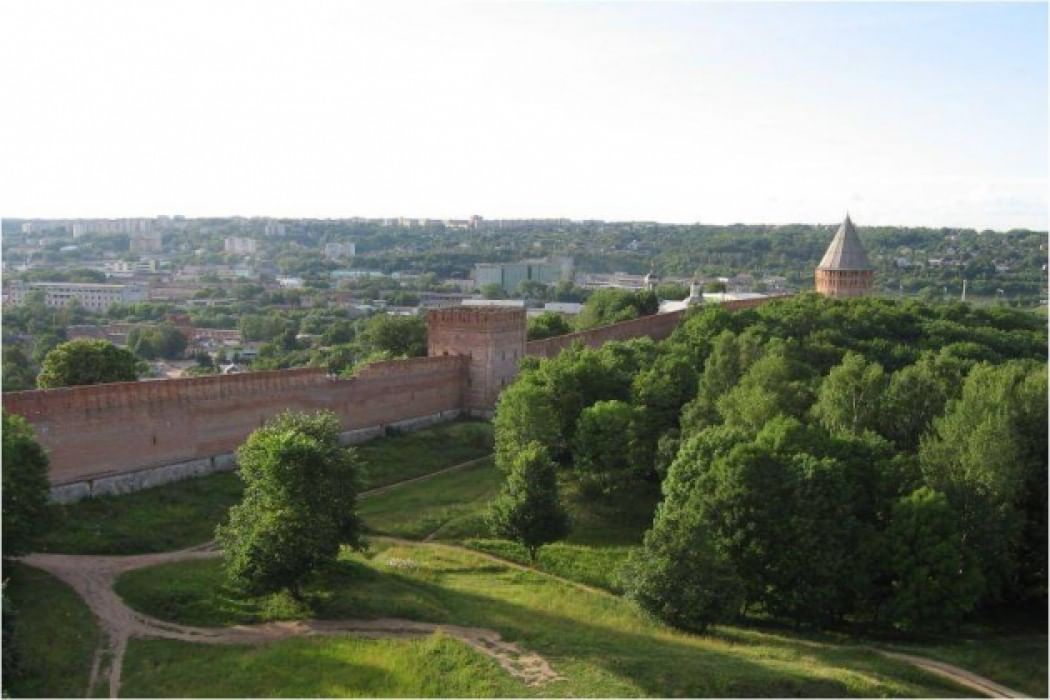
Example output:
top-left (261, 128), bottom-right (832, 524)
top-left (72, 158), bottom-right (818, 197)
top-left (114, 541), bottom-right (965, 697)
top-left (12, 417), bottom-right (1046, 698)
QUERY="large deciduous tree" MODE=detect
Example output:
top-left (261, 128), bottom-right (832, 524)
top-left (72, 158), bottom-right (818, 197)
top-left (2, 412), bottom-right (51, 557)
top-left (919, 362), bottom-right (1035, 601)
top-left (527, 312), bottom-right (573, 341)
top-left (216, 411), bottom-right (364, 597)
top-left (127, 323), bottom-right (188, 360)
top-left (884, 487), bottom-right (983, 631)
top-left (358, 315), bottom-right (427, 358)
top-left (493, 379), bottom-right (561, 470)
top-left (572, 399), bottom-right (634, 497)
top-left (36, 339), bottom-right (140, 388)
top-left (620, 502), bottom-right (743, 633)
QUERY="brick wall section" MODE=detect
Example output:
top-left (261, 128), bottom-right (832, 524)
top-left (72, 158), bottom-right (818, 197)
top-left (4, 356), bottom-right (466, 485)
top-left (525, 310), bottom-right (686, 359)
top-left (525, 296), bottom-right (786, 359)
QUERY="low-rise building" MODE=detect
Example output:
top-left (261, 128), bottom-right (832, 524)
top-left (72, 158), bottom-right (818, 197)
top-left (9, 281), bottom-right (147, 313)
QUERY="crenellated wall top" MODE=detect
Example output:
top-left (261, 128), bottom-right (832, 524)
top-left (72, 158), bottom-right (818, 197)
top-left (427, 307), bottom-right (526, 332)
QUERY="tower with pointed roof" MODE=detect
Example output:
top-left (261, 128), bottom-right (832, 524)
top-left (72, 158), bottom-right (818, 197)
top-left (815, 214), bottom-right (874, 298)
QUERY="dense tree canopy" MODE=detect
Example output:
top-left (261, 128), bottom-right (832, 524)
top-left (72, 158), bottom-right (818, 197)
top-left (36, 339), bottom-right (141, 388)
top-left (576, 289), bottom-right (658, 330)
top-left (492, 293), bottom-right (1047, 633)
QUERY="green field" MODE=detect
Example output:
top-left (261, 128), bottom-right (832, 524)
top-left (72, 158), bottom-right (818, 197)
top-left (121, 634), bottom-right (524, 698)
top-left (114, 540), bottom-right (965, 697)
top-left (37, 419), bottom-right (493, 555)
top-left (355, 420), bottom-right (493, 488)
top-left (3, 563), bottom-right (101, 698)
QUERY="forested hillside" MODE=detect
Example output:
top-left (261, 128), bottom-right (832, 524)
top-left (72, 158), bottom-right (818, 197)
top-left (493, 294), bottom-right (1047, 633)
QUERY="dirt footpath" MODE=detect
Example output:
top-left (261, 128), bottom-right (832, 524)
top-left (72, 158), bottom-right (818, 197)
top-left (22, 545), bottom-right (563, 698)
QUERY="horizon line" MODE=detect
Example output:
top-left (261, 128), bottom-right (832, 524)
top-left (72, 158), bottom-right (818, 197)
top-left (4, 214), bottom-right (1046, 234)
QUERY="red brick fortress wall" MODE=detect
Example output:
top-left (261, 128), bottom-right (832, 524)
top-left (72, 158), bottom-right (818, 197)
top-left (525, 310), bottom-right (686, 359)
top-left (525, 296), bottom-right (786, 359)
top-left (4, 356), bottom-right (466, 486)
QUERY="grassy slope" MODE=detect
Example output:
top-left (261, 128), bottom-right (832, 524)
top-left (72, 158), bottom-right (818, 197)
top-left (356, 458), bottom-right (654, 590)
top-left (4, 563), bottom-right (101, 698)
top-left (114, 542), bottom-right (963, 697)
top-left (359, 457), bottom-right (500, 539)
top-left (120, 634), bottom-right (526, 698)
top-left (355, 420), bottom-right (493, 488)
top-left (464, 477), bottom-right (660, 591)
top-left (37, 420), bottom-right (493, 555)
top-left (39, 472), bottom-right (244, 555)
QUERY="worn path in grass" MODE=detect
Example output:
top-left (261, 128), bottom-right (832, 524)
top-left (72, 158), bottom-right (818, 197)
top-left (23, 539), bottom-right (1030, 699)
top-left (22, 545), bottom-right (562, 698)
top-left (873, 649), bottom-right (1030, 699)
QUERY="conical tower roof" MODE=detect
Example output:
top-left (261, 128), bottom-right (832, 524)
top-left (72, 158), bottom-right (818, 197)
top-left (817, 214), bottom-right (872, 271)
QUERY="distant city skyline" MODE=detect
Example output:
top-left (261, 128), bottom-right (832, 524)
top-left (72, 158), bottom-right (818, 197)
top-left (2, 1), bottom-right (1046, 231)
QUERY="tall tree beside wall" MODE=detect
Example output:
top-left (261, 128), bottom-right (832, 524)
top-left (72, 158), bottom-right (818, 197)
top-left (1, 412), bottom-right (50, 557)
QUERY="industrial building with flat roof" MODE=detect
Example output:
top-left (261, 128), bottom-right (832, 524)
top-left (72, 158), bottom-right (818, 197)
top-left (7, 281), bottom-right (147, 313)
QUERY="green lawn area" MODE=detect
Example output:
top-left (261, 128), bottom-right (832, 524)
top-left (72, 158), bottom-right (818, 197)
top-left (356, 420), bottom-right (493, 488)
top-left (359, 457), bottom-right (500, 539)
top-left (120, 634), bottom-right (526, 698)
top-left (4, 563), bottom-right (102, 698)
top-left (114, 540), bottom-right (966, 697)
top-left (36, 419), bottom-right (493, 555)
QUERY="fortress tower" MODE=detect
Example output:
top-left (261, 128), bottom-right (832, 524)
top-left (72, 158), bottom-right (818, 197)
top-left (815, 214), bottom-right (875, 298)
top-left (427, 307), bottom-right (526, 417)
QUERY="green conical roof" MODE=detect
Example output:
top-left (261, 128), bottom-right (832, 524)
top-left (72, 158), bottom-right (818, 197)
top-left (817, 214), bottom-right (872, 271)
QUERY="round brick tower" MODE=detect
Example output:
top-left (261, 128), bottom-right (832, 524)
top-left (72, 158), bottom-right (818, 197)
top-left (815, 214), bottom-right (875, 298)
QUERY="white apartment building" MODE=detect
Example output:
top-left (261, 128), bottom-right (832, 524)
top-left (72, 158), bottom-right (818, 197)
top-left (224, 237), bottom-right (258, 255)
top-left (263, 221), bottom-right (286, 237)
top-left (8, 282), bottom-right (147, 313)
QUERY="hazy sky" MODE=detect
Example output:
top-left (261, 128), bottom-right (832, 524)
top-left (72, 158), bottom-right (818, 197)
top-left (2, 1), bottom-right (1046, 230)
